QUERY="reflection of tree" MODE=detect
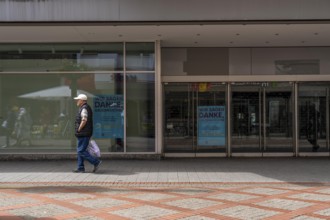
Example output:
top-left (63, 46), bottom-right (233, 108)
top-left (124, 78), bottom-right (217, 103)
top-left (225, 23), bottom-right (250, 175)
top-left (113, 74), bottom-right (138, 82)
top-left (66, 74), bottom-right (80, 149)
top-left (61, 59), bottom-right (89, 71)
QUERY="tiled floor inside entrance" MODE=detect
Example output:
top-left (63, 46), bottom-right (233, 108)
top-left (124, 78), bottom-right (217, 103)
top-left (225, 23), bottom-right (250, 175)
top-left (0, 182), bottom-right (330, 220)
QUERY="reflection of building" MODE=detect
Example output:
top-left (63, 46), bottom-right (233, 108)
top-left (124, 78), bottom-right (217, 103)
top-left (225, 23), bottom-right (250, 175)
top-left (1, 1), bottom-right (330, 158)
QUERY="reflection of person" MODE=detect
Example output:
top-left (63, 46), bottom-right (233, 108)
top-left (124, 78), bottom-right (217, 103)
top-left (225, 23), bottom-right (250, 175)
top-left (1, 105), bottom-right (19, 148)
top-left (14, 107), bottom-right (33, 146)
top-left (72, 94), bottom-right (101, 173)
top-left (57, 111), bottom-right (68, 137)
top-left (40, 105), bottom-right (51, 137)
top-left (307, 103), bottom-right (320, 152)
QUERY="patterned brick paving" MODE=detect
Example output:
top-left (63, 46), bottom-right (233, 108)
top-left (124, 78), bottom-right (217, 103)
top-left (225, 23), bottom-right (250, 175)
top-left (0, 182), bottom-right (329, 220)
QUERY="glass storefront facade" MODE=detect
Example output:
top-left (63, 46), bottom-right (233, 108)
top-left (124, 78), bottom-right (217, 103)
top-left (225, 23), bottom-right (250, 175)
top-left (0, 43), bottom-right (156, 154)
top-left (162, 47), bottom-right (330, 157)
top-left (1, 43), bottom-right (330, 157)
top-left (164, 82), bottom-right (330, 156)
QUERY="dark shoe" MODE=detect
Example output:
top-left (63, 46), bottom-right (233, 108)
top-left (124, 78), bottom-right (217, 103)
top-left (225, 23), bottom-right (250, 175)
top-left (72, 169), bottom-right (85, 173)
top-left (93, 161), bottom-right (102, 173)
top-left (312, 145), bottom-right (320, 152)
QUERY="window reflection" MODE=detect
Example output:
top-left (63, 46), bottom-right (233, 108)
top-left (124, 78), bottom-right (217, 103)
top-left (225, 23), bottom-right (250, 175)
top-left (93, 73), bottom-right (124, 152)
top-left (0, 43), bottom-right (123, 72)
top-left (0, 73), bottom-right (125, 153)
top-left (126, 43), bottom-right (155, 71)
top-left (126, 73), bottom-right (155, 152)
top-left (0, 42), bottom-right (156, 154)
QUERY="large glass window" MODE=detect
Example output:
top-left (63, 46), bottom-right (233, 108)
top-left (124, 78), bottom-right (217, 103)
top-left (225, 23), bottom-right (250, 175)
top-left (0, 73), bottom-right (124, 153)
top-left (0, 43), bottom-right (123, 72)
top-left (93, 73), bottom-right (124, 152)
top-left (126, 43), bottom-right (155, 71)
top-left (126, 73), bottom-right (155, 152)
top-left (0, 43), bottom-right (156, 154)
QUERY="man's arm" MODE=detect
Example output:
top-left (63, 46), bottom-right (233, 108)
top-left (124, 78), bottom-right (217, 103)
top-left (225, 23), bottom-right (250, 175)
top-left (78, 108), bottom-right (88, 132)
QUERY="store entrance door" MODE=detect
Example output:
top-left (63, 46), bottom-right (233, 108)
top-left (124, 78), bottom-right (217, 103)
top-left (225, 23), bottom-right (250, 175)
top-left (298, 82), bottom-right (330, 155)
top-left (164, 82), bottom-right (227, 156)
top-left (231, 82), bottom-right (294, 156)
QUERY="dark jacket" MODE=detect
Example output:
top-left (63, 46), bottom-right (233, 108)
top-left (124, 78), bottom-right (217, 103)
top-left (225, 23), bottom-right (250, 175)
top-left (75, 103), bottom-right (93, 137)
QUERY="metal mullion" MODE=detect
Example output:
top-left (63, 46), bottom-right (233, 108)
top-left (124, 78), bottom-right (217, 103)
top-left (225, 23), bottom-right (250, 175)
top-left (194, 89), bottom-right (198, 156)
top-left (263, 87), bottom-right (266, 151)
top-left (155, 40), bottom-right (162, 155)
top-left (259, 88), bottom-right (262, 151)
top-left (123, 42), bottom-right (127, 153)
top-left (294, 82), bottom-right (299, 156)
top-left (188, 84), bottom-right (191, 147)
top-left (327, 88), bottom-right (330, 151)
top-left (227, 83), bottom-right (231, 157)
top-left (124, 71), bottom-right (155, 74)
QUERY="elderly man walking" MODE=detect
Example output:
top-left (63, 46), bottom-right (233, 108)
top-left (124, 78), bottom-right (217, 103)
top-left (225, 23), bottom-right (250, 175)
top-left (72, 94), bottom-right (101, 173)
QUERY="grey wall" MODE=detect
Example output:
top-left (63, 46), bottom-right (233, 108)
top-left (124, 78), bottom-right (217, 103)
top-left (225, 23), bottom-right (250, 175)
top-left (162, 47), bottom-right (330, 76)
top-left (1, 0), bottom-right (330, 22)
top-left (230, 48), bottom-right (330, 75)
top-left (162, 48), bottom-right (229, 76)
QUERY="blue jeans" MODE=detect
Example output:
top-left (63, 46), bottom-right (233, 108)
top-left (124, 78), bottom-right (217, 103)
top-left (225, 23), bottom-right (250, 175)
top-left (76, 136), bottom-right (100, 171)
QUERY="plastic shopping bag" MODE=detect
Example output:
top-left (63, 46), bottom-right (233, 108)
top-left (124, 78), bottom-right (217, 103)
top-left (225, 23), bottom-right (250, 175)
top-left (87, 139), bottom-right (101, 158)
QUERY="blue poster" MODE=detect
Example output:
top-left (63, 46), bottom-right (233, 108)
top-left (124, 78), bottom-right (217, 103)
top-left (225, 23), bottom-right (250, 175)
top-left (93, 95), bottom-right (124, 139)
top-left (198, 106), bottom-right (226, 146)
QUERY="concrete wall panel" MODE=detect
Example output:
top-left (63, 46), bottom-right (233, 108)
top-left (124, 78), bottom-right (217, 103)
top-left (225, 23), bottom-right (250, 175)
top-left (0, 0), bottom-right (329, 22)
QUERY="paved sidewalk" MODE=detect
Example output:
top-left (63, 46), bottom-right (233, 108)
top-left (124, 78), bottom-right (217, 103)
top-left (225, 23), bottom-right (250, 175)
top-left (1, 158), bottom-right (330, 183)
top-left (0, 158), bottom-right (329, 219)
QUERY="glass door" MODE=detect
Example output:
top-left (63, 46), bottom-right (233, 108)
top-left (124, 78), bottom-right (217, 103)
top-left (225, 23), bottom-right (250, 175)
top-left (298, 83), bottom-right (330, 154)
top-left (195, 83), bottom-right (226, 153)
top-left (164, 83), bottom-right (193, 153)
top-left (231, 82), bottom-right (294, 154)
top-left (231, 83), bottom-right (261, 153)
top-left (164, 82), bottom-right (226, 155)
top-left (265, 84), bottom-right (293, 152)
